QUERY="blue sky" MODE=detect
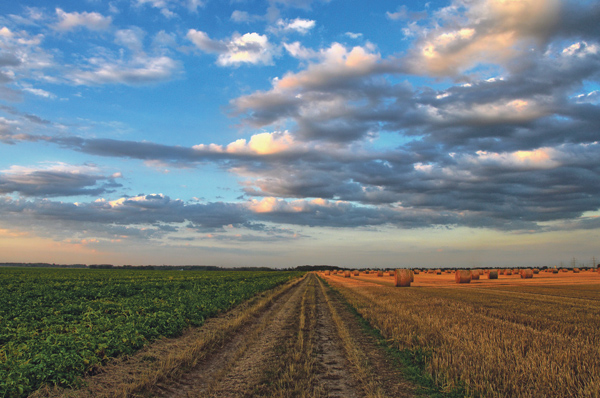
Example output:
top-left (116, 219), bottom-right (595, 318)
top-left (0, 0), bottom-right (599, 267)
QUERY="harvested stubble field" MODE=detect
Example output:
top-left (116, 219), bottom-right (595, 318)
top-left (322, 270), bottom-right (600, 397)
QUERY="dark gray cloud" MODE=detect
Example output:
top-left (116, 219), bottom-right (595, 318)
top-left (0, 168), bottom-right (122, 197)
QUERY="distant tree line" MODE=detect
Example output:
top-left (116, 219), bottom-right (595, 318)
top-left (0, 263), bottom-right (311, 271)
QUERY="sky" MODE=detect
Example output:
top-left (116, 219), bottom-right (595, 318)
top-left (0, 0), bottom-right (599, 268)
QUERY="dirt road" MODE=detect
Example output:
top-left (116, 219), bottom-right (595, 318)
top-left (150, 273), bottom-right (413, 398)
top-left (42, 273), bottom-right (412, 398)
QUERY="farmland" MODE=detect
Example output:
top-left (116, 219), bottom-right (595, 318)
top-left (0, 267), bottom-right (302, 397)
top-left (322, 270), bottom-right (600, 398)
top-left (2, 267), bottom-right (600, 397)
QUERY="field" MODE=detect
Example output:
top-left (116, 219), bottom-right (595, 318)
top-left (0, 268), bottom-right (302, 397)
top-left (321, 269), bottom-right (600, 397)
top-left (1, 267), bottom-right (599, 397)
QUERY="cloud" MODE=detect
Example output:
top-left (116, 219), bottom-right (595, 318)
top-left (193, 131), bottom-right (297, 155)
top-left (397, 0), bottom-right (600, 77)
top-left (274, 18), bottom-right (316, 35)
top-left (268, 0), bottom-right (329, 10)
top-left (53, 8), bottom-right (112, 31)
top-left (115, 28), bottom-right (146, 52)
top-left (0, 27), bottom-right (55, 99)
top-left (344, 32), bottom-right (363, 39)
top-left (69, 55), bottom-right (179, 85)
top-left (232, 42), bottom-right (399, 142)
top-left (187, 30), bottom-right (275, 66)
top-left (22, 87), bottom-right (55, 98)
top-left (230, 10), bottom-right (263, 23)
top-left (0, 163), bottom-right (122, 197)
top-left (65, 28), bottom-right (180, 86)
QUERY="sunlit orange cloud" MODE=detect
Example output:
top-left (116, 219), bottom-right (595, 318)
top-left (193, 131), bottom-right (297, 155)
top-left (247, 197), bottom-right (335, 213)
top-left (411, 0), bottom-right (561, 75)
top-left (474, 147), bottom-right (559, 168)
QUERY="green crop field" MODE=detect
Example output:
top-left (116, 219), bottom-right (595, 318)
top-left (0, 267), bottom-right (302, 397)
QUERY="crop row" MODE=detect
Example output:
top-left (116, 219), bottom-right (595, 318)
top-left (0, 268), bottom-right (302, 397)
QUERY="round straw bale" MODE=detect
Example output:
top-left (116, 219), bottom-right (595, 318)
top-left (499, 269), bottom-right (505, 275)
top-left (377, 270), bottom-right (383, 277)
top-left (455, 270), bottom-right (472, 283)
top-left (325, 270), bottom-right (330, 275)
top-left (435, 269), bottom-right (442, 275)
top-left (520, 269), bottom-right (533, 278)
top-left (505, 269), bottom-right (512, 275)
top-left (471, 270), bottom-right (480, 280)
top-left (344, 271), bottom-right (351, 278)
top-left (364, 270), bottom-right (370, 274)
top-left (488, 270), bottom-right (499, 279)
top-left (533, 268), bottom-right (539, 274)
top-left (394, 269), bottom-right (413, 287)
top-left (414, 269), bottom-right (420, 274)
top-left (573, 268), bottom-right (580, 273)
top-left (388, 271), bottom-right (394, 276)
top-left (353, 270), bottom-right (359, 276)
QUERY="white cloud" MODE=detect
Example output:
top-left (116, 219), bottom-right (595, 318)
top-left (70, 55), bottom-right (179, 85)
top-left (344, 32), bottom-right (363, 39)
top-left (283, 41), bottom-right (318, 59)
top-left (187, 30), bottom-right (274, 66)
top-left (134, 0), bottom-right (177, 18)
top-left (133, 0), bottom-right (204, 17)
top-left (562, 41), bottom-right (599, 58)
top-left (275, 18), bottom-right (316, 35)
top-left (22, 87), bottom-right (55, 98)
top-left (53, 8), bottom-right (112, 31)
top-left (115, 28), bottom-right (146, 52)
top-left (230, 10), bottom-right (262, 23)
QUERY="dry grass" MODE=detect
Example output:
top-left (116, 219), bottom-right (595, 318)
top-left (322, 275), bottom-right (600, 398)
